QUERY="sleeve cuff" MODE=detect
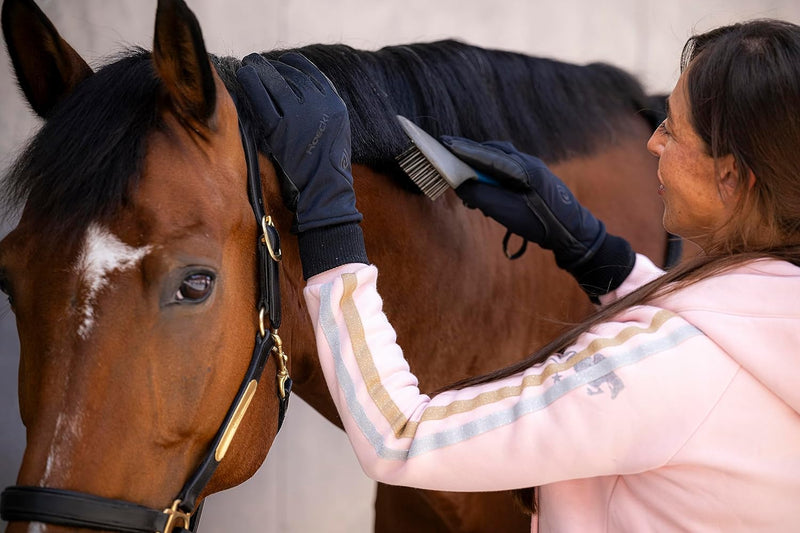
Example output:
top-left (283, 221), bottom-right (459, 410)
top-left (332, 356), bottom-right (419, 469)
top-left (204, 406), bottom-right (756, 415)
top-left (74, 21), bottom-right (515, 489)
top-left (568, 233), bottom-right (636, 302)
top-left (298, 223), bottom-right (369, 280)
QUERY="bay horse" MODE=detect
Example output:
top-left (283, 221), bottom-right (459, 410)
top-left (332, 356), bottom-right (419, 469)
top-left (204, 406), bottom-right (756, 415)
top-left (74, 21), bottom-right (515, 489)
top-left (0, 0), bottom-right (674, 531)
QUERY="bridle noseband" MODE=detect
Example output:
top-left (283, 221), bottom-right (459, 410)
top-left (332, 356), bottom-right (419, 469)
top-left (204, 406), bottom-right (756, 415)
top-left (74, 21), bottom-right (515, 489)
top-left (0, 117), bottom-right (291, 533)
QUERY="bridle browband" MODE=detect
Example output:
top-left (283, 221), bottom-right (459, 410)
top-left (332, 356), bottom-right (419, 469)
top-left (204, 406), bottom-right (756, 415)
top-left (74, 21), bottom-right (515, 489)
top-left (0, 115), bottom-right (292, 532)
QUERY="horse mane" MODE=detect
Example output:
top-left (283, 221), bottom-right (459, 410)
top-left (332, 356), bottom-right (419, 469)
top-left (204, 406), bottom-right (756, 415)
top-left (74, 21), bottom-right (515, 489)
top-left (2, 41), bottom-right (663, 244)
top-left (218, 40), bottom-right (664, 172)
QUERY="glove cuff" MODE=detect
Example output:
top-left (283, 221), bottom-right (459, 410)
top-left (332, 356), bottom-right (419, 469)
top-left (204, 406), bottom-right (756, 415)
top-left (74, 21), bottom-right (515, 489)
top-left (567, 233), bottom-right (635, 302)
top-left (298, 223), bottom-right (369, 280)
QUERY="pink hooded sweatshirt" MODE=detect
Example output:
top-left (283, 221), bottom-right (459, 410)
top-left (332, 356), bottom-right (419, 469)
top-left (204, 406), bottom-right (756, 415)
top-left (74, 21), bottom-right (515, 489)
top-left (303, 255), bottom-right (800, 532)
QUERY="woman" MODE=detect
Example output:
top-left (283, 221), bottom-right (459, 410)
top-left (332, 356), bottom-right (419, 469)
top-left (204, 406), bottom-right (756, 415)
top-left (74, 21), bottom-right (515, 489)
top-left (237, 19), bottom-right (800, 531)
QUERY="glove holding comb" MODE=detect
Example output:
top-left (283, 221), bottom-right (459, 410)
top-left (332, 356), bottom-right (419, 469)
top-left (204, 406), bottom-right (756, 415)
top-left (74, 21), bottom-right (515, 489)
top-left (441, 136), bottom-right (635, 301)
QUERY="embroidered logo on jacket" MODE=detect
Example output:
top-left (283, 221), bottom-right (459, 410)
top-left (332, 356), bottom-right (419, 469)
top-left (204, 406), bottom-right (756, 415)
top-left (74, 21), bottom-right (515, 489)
top-left (572, 353), bottom-right (625, 399)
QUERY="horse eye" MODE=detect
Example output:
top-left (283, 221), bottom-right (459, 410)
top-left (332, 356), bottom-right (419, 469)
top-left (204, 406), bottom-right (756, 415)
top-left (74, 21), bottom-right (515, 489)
top-left (175, 273), bottom-right (214, 303)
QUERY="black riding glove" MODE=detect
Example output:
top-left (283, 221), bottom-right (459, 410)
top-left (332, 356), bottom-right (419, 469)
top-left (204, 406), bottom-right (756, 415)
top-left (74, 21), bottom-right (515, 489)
top-left (440, 136), bottom-right (635, 300)
top-left (237, 52), bottom-right (367, 279)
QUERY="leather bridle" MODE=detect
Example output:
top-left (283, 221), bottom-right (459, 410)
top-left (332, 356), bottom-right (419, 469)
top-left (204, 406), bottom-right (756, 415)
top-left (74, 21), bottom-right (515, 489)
top-left (0, 116), bottom-right (292, 532)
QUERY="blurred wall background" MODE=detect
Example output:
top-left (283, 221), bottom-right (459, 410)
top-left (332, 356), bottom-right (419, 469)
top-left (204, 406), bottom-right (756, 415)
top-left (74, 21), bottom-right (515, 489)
top-left (2, 1), bottom-right (799, 531)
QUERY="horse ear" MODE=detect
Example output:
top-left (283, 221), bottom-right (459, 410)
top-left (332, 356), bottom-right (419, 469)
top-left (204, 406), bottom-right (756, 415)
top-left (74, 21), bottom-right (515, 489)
top-left (1, 0), bottom-right (93, 118)
top-left (153, 0), bottom-right (216, 127)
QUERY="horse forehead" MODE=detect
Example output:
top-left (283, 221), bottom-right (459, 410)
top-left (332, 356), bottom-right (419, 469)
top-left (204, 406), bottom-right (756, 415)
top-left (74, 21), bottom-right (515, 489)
top-left (137, 127), bottom-right (250, 224)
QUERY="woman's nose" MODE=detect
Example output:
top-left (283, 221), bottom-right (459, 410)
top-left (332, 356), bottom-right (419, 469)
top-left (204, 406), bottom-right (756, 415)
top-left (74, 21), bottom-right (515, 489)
top-left (647, 128), bottom-right (664, 157)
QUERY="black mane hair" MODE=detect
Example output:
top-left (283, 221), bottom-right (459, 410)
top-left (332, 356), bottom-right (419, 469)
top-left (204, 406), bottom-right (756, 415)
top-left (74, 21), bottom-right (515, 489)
top-left (219, 40), bottom-right (664, 170)
top-left (2, 48), bottom-right (160, 245)
top-left (3, 40), bottom-right (664, 245)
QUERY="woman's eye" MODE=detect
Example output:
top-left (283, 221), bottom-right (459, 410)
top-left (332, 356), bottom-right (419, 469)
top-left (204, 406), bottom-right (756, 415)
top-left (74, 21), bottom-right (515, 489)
top-left (175, 273), bottom-right (214, 302)
top-left (658, 120), bottom-right (671, 136)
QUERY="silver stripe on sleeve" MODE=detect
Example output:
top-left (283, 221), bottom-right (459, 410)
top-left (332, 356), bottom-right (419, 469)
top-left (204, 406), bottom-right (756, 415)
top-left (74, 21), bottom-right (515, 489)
top-left (320, 281), bottom-right (703, 460)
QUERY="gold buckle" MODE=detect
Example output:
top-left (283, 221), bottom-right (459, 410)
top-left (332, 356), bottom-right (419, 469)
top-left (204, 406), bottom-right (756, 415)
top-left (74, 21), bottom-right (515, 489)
top-left (259, 307), bottom-right (268, 338)
top-left (260, 215), bottom-right (282, 262)
top-left (272, 331), bottom-right (290, 399)
top-left (160, 499), bottom-right (192, 533)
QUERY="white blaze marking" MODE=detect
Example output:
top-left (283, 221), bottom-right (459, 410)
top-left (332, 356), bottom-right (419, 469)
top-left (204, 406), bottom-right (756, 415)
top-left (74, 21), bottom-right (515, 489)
top-left (40, 412), bottom-right (83, 488)
top-left (28, 522), bottom-right (46, 533)
top-left (28, 225), bottom-right (149, 513)
top-left (75, 223), bottom-right (151, 339)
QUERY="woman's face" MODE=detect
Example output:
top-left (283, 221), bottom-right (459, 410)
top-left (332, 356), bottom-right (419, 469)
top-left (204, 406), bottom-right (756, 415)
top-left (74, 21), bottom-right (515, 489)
top-left (647, 71), bottom-right (738, 250)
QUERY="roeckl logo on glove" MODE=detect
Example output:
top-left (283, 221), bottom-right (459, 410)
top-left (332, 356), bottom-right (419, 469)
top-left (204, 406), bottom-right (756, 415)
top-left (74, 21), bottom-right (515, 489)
top-left (556, 184), bottom-right (573, 205)
top-left (306, 114), bottom-right (330, 155)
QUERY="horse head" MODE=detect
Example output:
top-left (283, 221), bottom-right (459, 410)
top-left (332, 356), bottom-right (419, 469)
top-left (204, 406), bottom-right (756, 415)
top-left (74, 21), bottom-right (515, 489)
top-left (0, 0), bottom-right (289, 529)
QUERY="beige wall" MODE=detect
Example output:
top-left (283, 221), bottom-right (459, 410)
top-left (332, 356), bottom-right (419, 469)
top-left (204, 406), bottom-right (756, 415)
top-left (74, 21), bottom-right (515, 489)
top-left (2, 1), bottom-right (800, 531)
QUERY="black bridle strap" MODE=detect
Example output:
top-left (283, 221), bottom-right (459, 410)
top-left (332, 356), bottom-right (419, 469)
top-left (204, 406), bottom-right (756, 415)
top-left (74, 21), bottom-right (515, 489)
top-left (239, 115), bottom-right (291, 431)
top-left (244, 119), bottom-right (282, 332)
top-left (240, 112), bottom-right (291, 426)
top-left (0, 118), bottom-right (291, 533)
top-left (664, 233), bottom-right (683, 269)
top-left (0, 487), bottom-right (180, 533)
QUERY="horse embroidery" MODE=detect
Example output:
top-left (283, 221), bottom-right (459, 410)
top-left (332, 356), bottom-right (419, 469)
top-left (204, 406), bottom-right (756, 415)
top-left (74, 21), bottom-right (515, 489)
top-left (573, 353), bottom-right (625, 399)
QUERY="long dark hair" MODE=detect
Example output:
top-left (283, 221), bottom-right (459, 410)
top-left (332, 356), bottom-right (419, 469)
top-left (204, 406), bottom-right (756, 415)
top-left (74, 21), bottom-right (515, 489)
top-left (442, 19), bottom-right (800, 514)
top-left (683, 20), bottom-right (800, 251)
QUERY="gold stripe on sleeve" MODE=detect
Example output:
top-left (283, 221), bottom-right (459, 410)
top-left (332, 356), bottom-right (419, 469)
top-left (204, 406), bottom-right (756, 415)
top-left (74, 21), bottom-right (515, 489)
top-left (340, 272), bottom-right (678, 439)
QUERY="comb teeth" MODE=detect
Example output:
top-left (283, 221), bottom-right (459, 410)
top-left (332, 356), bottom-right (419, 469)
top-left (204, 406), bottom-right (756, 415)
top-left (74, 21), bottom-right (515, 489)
top-left (396, 145), bottom-right (450, 200)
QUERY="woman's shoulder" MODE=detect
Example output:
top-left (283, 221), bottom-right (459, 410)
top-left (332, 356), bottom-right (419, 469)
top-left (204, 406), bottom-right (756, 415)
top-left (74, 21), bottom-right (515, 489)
top-left (656, 257), bottom-right (800, 418)
top-left (656, 257), bottom-right (800, 316)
